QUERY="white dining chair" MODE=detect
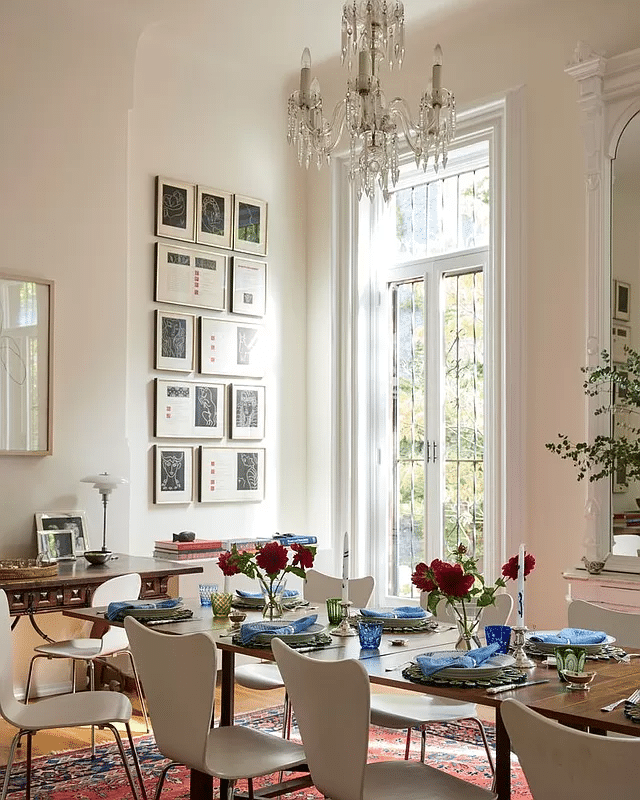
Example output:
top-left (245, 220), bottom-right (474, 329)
top-left (124, 617), bottom-right (306, 800)
top-left (272, 637), bottom-right (496, 800)
top-left (568, 598), bottom-right (640, 648)
top-left (369, 592), bottom-right (512, 776)
top-left (0, 590), bottom-right (146, 800)
top-left (24, 573), bottom-right (150, 752)
top-left (233, 571), bottom-right (375, 737)
top-left (501, 698), bottom-right (640, 800)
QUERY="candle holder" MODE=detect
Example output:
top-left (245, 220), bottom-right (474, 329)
top-left (511, 625), bottom-right (536, 669)
top-left (331, 600), bottom-right (357, 637)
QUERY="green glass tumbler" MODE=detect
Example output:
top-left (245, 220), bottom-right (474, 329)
top-left (554, 646), bottom-right (587, 682)
top-left (326, 597), bottom-right (343, 625)
top-left (211, 592), bottom-right (233, 618)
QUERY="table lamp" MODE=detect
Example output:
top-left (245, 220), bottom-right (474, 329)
top-left (80, 472), bottom-right (128, 565)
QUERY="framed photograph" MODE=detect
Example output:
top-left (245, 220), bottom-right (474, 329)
top-left (613, 279), bottom-right (631, 321)
top-left (35, 511), bottom-right (89, 555)
top-left (155, 378), bottom-right (225, 438)
top-left (233, 194), bottom-right (267, 256)
top-left (155, 176), bottom-right (195, 242)
top-left (612, 322), bottom-right (631, 363)
top-left (156, 243), bottom-right (227, 312)
top-left (230, 383), bottom-right (265, 440)
top-left (37, 529), bottom-right (76, 562)
top-left (199, 317), bottom-right (264, 378)
top-left (199, 447), bottom-right (265, 502)
top-left (196, 186), bottom-right (233, 249)
top-left (231, 257), bottom-right (267, 317)
top-left (155, 309), bottom-right (195, 372)
top-left (154, 445), bottom-right (194, 504)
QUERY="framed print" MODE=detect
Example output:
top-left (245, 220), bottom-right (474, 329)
top-left (199, 447), bottom-right (265, 502)
top-left (155, 378), bottom-right (225, 438)
top-left (196, 185), bottom-right (233, 249)
top-left (199, 317), bottom-right (264, 378)
top-left (230, 383), bottom-right (265, 440)
top-left (154, 445), bottom-right (193, 504)
top-left (155, 176), bottom-right (195, 242)
top-left (155, 309), bottom-right (195, 372)
top-left (233, 194), bottom-right (267, 256)
top-left (35, 511), bottom-right (89, 555)
top-left (612, 322), bottom-right (631, 363)
top-left (231, 257), bottom-right (267, 317)
top-left (613, 279), bottom-right (631, 321)
top-left (156, 243), bottom-right (227, 311)
top-left (37, 529), bottom-right (76, 562)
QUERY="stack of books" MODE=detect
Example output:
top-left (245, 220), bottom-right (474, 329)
top-left (613, 512), bottom-right (640, 534)
top-left (152, 538), bottom-right (273, 561)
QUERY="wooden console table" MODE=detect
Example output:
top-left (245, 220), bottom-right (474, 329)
top-left (2, 554), bottom-right (203, 639)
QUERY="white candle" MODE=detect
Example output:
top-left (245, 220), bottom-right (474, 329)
top-left (516, 543), bottom-right (525, 627)
top-left (341, 531), bottom-right (349, 604)
top-left (299, 48), bottom-right (311, 103)
top-left (432, 44), bottom-right (442, 93)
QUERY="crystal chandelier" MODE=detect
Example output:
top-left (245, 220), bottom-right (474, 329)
top-left (287, 1), bottom-right (456, 201)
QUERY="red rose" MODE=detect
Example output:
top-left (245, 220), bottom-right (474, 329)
top-left (218, 549), bottom-right (240, 577)
top-left (432, 561), bottom-right (475, 597)
top-left (501, 552), bottom-right (536, 581)
top-left (291, 543), bottom-right (314, 569)
top-left (255, 541), bottom-right (289, 576)
top-left (411, 562), bottom-right (436, 592)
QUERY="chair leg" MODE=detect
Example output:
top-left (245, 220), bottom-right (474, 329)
top-left (1, 730), bottom-right (22, 800)
top-left (124, 722), bottom-right (148, 800)
top-left (466, 717), bottom-right (495, 778)
top-left (152, 761), bottom-right (180, 800)
top-left (125, 650), bottom-right (150, 732)
top-left (26, 731), bottom-right (33, 800)
top-left (24, 654), bottom-right (50, 703)
top-left (89, 660), bottom-right (96, 757)
top-left (105, 723), bottom-right (144, 800)
top-left (404, 727), bottom-right (413, 760)
top-left (281, 692), bottom-right (291, 739)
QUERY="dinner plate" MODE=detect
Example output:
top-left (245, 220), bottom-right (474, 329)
top-left (421, 651), bottom-right (515, 680)
top-left (358, 610), bottom-right (432, 629)
top-left (253, 622), bottom-right (326, 644)
top-left (525, 631), bottom-right (616, 654)
top-left (233, 594), bottom-right (301, 608)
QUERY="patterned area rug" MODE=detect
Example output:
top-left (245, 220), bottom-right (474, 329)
top-left (1, 708), bottom-right (532, 799)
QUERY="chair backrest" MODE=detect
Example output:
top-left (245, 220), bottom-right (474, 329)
top-left (93, 573), bottom-right (142, 654)
top-left (568, 599), bottom-right (640, 648)
top-left (480, 593), bottom-right (513, 627)
top-left (303, 569), bottom-right (374, 607)
top-left (501, 698), bottom-right (640, 800)
top-left (272, 638), bottom-right (368, 800)
top-left (124, 616), bottom-right (216, 769)
top-left (0, 590), bottom-right (25, 724)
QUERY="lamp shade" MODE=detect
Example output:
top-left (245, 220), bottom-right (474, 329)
top-left (81, 472), bottom-right (128, 494)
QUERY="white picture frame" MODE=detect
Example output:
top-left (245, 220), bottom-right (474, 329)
top-left (613, 279), bottom-right (631, 321)
top-left (155, 309), bottom-right (195, 372)
top-left (154, 445), bottom-right (194, 504)
top-left (231, 257), bottom-right (267, 317)
top-left (199, 446), bottom-right (265, 502)
top-left (196, 185), bottom-right (233, 249)
top-left (233, 194), bottom-right (267, 256)
top-left (230, 383), bottom-right (265, 440)
top-left (155, 176), bottom-right (195, 242)
top-left (35, 511), bottom-right (89, 555)
top-left (155, 378), bottom-right (225, 438)
top-left (155, 243), bottom-right (227, 312)
top-left (199, 317), bottom-right (264, 378)
top-left (612, 322), bottom-right (631, 362)
top-left (37, 529), bottom-right (76, 562)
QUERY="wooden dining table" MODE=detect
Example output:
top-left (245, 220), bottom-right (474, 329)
top-left (62, 600), bottom-right (640, 800)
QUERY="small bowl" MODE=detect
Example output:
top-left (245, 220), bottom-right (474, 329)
top-left (84, 550), bottom-right (112, 565)
top-left (390, 638), bottom-right (408, 646)
top-left (563, 670), bottom-right (596, 690)
top-left (229, 612), bottom-right (247, 624)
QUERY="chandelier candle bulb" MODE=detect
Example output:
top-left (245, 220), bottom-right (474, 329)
top-left (432, 44), bottom-right (442, 92)
top-left (517, 544), bottom-right (525, 627)
top-left (300, 48), bottom-right (312, 103)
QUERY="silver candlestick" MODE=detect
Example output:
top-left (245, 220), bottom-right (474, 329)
top-left (331, 600), bottom-right (357, 637)
top-left (511, 625), bottom-right (536, 669)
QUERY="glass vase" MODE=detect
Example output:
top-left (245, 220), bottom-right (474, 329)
top-left (447, 600), bottom-right (483, 650)
top-left (258, 576), bottom-right (287, 620)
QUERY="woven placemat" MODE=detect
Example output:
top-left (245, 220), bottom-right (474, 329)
top-left (232, 632), bottom-right (333, 650)
top-left (524, 644), bottom-right (627, 661)
top-left (624, 702), bottom-right (640, 723)
top-left (354, 617), bottom-right (438, 633)
top-left (401, 663), bottom-right (528, 689)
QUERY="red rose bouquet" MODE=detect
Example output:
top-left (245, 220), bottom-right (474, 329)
top-left (218, 540), bottom-right (316, 619)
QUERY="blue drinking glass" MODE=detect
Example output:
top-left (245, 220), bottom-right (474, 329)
top-left (484, 624), bottom-right (512, 654)
top-left (358, 621), bottom-right (383, 650)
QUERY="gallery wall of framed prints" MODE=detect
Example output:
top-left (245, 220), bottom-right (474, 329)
top-left (151, 175), bottom-right (268, 505)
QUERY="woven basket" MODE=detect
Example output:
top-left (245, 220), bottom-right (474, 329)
top-left (0, 560), bottom-right (59, 581)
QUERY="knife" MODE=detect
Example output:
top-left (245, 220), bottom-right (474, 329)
top-left (486, 679), bottom-right (550, 695)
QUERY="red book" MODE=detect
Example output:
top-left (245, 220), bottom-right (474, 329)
top-left (154, 539), bottom-right (225, 551)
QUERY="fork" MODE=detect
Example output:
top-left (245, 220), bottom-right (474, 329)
top-left (600, 688), bottom-right (640, 712)
top-left (384, 660), bottom-right (414, 672)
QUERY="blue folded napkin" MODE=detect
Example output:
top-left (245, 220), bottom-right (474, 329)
top-left (416, 643), bottom-right (500, 676)
top-left (360, 606), bottom-right (427, 619)
top-left (106, 597), bottom-right (182, 621)
top-left (529, 628), bottom-right (608, 645)
top-left (235, 588), bottom-right (299, 599)
top-left (238, 614), bottom-right (318, 645)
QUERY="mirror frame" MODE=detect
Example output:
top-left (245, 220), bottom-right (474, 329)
top-left (567, 43), bottom-right (640, 573)
top-left (0, 273), bottom-right (54, 456)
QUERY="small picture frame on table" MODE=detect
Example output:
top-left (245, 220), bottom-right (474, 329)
top-left (155, 243), bottom-right (227, 312)
top-left (155, 176), bottom-right (195, 242)
top-left (37, 529), bottom-right (76, 562)
top-left (231, 257), bottom-right (267, 317)
top-left (35, 511), bottom-right (89, 555)
top-left (155, 309), bottom-right (195, 372)
top-left (196, 186), bottom-right (233, 249)
top-left (155, 378), bottom-right (226, 438)
top-left (154, 445), bottom-right (194, 504)
top-left (230, 383), bottom-right (265, 440)
top-left (233, 195), bottom-right (267, 256)
top-left (613, 279), bottom-right (631, 321)
top-left (199, 446), bottom-right (265, 502)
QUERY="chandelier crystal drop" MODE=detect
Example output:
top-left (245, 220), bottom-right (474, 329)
top-left (287, 0), bottom-right (456, 201)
